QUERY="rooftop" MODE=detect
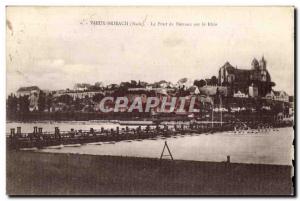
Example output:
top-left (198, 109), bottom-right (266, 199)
top-left (17, 86), bottom-right (40, 92)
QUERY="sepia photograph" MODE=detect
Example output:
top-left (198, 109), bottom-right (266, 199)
top-left (6, 6), bottom-right (294, 195)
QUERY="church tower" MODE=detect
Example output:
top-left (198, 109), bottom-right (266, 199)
top-left (251, 58), bottom-right (259, 70)
top-left (259, 56), bottom-right (267, 82)
top-left (259, 56), bottom-right (267, 70)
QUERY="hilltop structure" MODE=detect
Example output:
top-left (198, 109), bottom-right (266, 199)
top-left (218, 56), bottom-right (275, 97)
top-left (16, 86), bottom-right (40, 97)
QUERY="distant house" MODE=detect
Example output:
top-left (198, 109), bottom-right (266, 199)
top-left (265, 90), bottom-right (275, 100)
top-left (199, 86), bottom-right (228, 97)
top-left (146, 84), bottom-right (153, 90)
top-left (17, 86), bottom-right (40, 97)
top-left (177, 78), bottom-right (193, 90)
top-left (233, 90), bottom-right (249, 98)
top-left (128, 88), bottom-right (149, 92)
top-left (53, 90), bottom-right (67, 97)
top-left (273, 91), bottom-right (289, 102)
top-left (138, 81), bottom-right (148, 88)
top-left (65, 91), bottom-right (101, 100)
top-left (265, 90), bottom-right (289, 102)
top-left (74, 83), bottom-right (91, 91)
top-left (107, 84), bottom-right (118, 90)
top-left (289, 96), bottom-right (294, 116)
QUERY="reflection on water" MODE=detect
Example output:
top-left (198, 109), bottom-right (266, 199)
top-left (7, 121), bottom-right (293, 165)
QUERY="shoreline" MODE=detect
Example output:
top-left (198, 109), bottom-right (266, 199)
top-left (7, 150), bottom-right (293, 195)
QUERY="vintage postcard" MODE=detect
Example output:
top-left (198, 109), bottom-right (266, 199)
top-left (6, 6), bottom-right (294, 195)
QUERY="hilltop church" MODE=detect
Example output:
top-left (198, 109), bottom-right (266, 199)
top-left (218, 56), bottom-right (275, 97)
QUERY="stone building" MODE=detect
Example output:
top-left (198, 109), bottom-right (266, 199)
top-left (218, 56), bottom-right (275, 97)
top-left (16, 86), bottom-right (40, 97)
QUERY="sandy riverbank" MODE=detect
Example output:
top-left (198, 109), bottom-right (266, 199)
top-left (7, 151), bottom-right (293, 195)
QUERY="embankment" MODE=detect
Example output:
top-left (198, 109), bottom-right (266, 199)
top-left (7, 151), bottom-right (293, 195)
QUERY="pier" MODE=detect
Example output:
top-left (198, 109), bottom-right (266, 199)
top-left (7, 120), bottom-right (293, 150)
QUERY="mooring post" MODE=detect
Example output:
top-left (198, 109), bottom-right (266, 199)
top-left (10, 128), bottom-right (15, 145)
top-left (10, 128), bottom-right (17, 149)
top-left (38, 127), bottom-right (43, 139)
top-left (78, 129), bottom-right (83, 137)
top-left (227, 155), bottom-right (231, 163)
top-left (17, 127), bottom-right (21, 135)
top-left (55, 127), bottom-right (58, 135)
top-left (70, 128), bottom-right (75, 137)
top-left (146, 125), bottom-right (150, 133)
top-left (36, 127), bottom-right (43, 148)
top-left (58, 127), bottom-right (61, 140)
top-left (90, 128), bottom-right (94, 136)
top-left (55, 127), bottom-right (61, 140)
top-left (110, 128), bottom-right (114, 136)
top-left (10, 128), bottom-right (15, 137)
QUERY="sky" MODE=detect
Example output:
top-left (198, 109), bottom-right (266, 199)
top-left (6, 6), bottom-right (294, 95)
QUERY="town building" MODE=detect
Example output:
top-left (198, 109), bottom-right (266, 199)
top-left (74, 83), bottom-right (91, 91)
top-left (233, 91), bottom-right (249, 98)
top-left (199, 86), bottom-right (228, 97)
top-left (265, 90), bottom-right (289, 102)
top-left (16, 86), bottom-right (40, 97)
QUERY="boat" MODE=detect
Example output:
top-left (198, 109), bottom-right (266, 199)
top-left (20, 147), bottom-right (38, 151)
top-left (64, 143), bottom-right (81, 147)
top-left (87, 142), bottom-right (102, 145)
top-left (103, 141), bottom-right (116, 144)
top-left (46, 144), bottom-right (64, 149)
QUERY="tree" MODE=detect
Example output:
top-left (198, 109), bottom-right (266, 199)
top-left (46, 93), bottom-right (53, 112)
top-left (194, 79), bottom-right (207, 88)
top-left (178, 78), bottom-right (188, 84)
top-left (38, 91), bottom-right (46, 112)
top-left (56, 94), bottom-right (73, 105)
top-left (193, 80), bottom-right (201, 87)
top-left (19, 95), bottom-right (30, 113)
top-left (95, 82), bottom-right (103, 88)
top-left (211, 76), bottom-right (218, 86)
top-left (74, 97), bottom-right (84, 111)
top-left (7, 94), bottom-right (18, 116)
top-left (130, 80), bottom-right (137, 87)
top-left (92, 93), bottom-right (104, 102)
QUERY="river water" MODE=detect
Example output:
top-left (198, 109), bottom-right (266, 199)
top-left (6, 121), bottom-right (294, 166)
